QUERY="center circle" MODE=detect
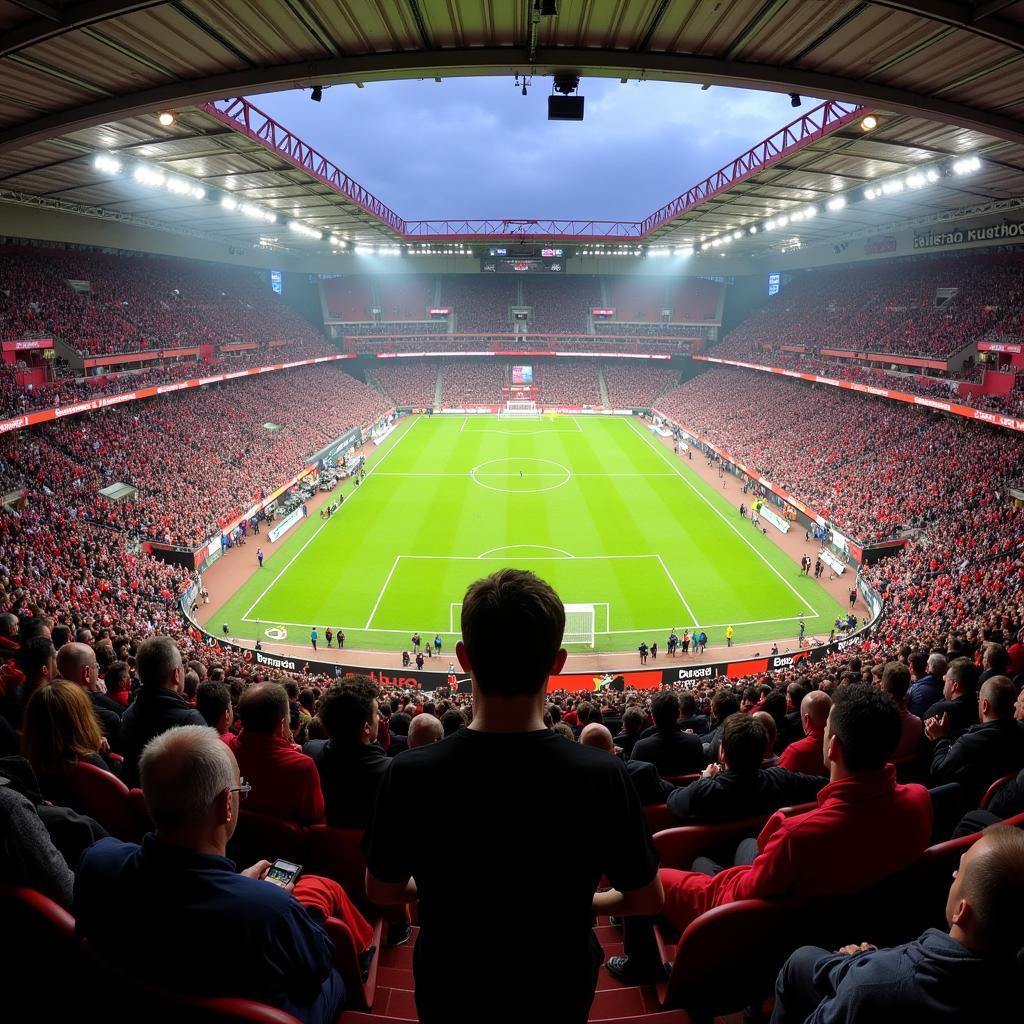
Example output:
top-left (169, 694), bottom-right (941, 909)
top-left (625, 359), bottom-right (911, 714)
top-left (469, 458), bottom-right (572, 494)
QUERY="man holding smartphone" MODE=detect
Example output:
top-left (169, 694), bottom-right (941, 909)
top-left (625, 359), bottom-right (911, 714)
top-left (364, 569), bottom-right (664, 1024)
top-left (75, 725), bottom-right (373, 1024)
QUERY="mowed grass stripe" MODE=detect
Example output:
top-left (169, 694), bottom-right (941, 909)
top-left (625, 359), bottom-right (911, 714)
top-left (213, 415), bottom-right (847, 651)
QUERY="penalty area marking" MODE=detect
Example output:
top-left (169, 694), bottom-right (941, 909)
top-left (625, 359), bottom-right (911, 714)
top-left (460, 415), bottom-right (583, 435)
top-left (477, 544), bottom-right (575, 558)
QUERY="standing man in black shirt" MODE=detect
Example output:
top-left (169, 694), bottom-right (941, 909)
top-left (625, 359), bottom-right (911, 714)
top-left (364, 569), bottom-right (662, 1023)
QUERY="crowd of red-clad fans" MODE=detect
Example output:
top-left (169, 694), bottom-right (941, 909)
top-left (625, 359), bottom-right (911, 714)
top-left (538, 359), bottom-right (602, 406)
top-left (719, 251), bottom-right (1024, 361)
top-left (603, 362), bottom-right (679, 408)
top-left (370, 361), bottom-right (439, 407)
top-left (0, 247), bottom-right (333, 357)
top-left (2, 365), bottom-right (388, 547)
top-left (658, 366), bottom-right (1024, 543)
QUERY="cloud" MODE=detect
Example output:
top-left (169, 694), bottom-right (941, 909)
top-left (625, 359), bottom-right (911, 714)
top-left (248, 78), bottom-right (821, 221)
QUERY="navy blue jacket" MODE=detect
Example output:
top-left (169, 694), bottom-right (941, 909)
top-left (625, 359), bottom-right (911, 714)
top-left (75, 835), bottom-right (344, 1018)
top-left (776, 930), bottom-right (1014, 1022)
top-left (907, 674), bottom-right (943, 718)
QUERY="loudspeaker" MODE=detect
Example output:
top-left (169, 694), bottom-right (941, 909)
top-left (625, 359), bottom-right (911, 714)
top-left (548, 95), bottom-right (584, 121)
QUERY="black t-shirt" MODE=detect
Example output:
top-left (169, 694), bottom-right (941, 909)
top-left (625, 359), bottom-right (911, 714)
top-left (364, 726), bottom-right (659, 1022)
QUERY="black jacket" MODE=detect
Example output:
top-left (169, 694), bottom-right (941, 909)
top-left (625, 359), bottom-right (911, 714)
top-left (119, 689), bottom-right (206, 787)
top-left (613, 730), bottom-right (643, 759)
top-left (306, 738), bottom-right (390, 829)
top-left (624, 759), bottom-right (675, 807)
top-left (923, 697), bottom-right (977, 737)
top-left (988, 766), bottom-right (1024, 819)
top-left (930, 719), bottom-right (1024, 807)
top-left (630, 729), bottom-right (704, 776)
top-left (666, 765), bottom-right (826, 824)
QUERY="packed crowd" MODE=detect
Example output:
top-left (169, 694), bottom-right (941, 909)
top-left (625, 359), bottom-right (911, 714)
top-left (3, 564), bottom-right (1024, 1023)
top-left (602, 362), bottom-right (679, 408)
top-left (720, 252), bottom-right (1024, 360)
top-left (438, 360), bottom-right (502, 405)
top-left (537, 359), bottom-right (602, 406)
top-left (441, 276), bottom-right (518, 333)
top-left (658, 366), bottom-right (1024, 543)
top-left (2, 364), bottom-right (389, 547)
top-left (526, 275), bottom-right (602, 333)
top-left (0, 247), bottom-right (332, 358)
top-left (371, 361), bottom-right (439, 407)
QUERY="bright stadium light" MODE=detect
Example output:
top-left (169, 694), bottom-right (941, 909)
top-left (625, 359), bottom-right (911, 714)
top-left (93, 154), bottom-right (122, 174)
top-left (776, 215), bottom-right (789, 227)
top-left (221, 196), bottom-right (238, 211)
top-left (953, 156), bottom-right (982, 175)
top-left (865, 187), bottom-right (879, 200)
top-left (764, 219), bottom-right (777, 231)
top-left (748, 226), bottom-right (757, 235)
top-left (157, 110), bottom-right (176, 127)
top-left (289, 220), bottom-right (323, 240)
top-left (826, 196), bottom-right (846, 211)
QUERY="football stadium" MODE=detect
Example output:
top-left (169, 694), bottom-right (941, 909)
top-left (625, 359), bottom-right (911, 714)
top-left (3, 3), bottom-right (1024, 1023)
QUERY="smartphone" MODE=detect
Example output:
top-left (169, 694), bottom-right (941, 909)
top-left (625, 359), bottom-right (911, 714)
top-left (264, 858), bottom-right (302, 888)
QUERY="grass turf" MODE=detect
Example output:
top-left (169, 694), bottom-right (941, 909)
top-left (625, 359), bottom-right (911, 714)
top-left (213, 414), bottom-right (848, 653)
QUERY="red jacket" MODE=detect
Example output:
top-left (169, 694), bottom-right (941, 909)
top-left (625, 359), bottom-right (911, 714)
top-left (231, 731), bottom-right (325, 825)
top-left (661, 765), bottom-right (933, 932)
top-left (778, 731), bottom-right (827, 777)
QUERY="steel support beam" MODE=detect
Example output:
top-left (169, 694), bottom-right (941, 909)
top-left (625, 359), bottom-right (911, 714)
top-left (1, 0), bottom-right (169, 59)
top-left (870, 1), bottom-right (1024, 52)
top-left (2, 48), bottom-right (1024, 158)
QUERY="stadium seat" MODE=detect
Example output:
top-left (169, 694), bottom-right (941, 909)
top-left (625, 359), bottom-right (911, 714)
top-left (981, 772), bottom-right (1017, 810)
top-left (80, 940), bottom-right (304, 1024)
top-left (323, 915), bottom-right (385, 1011)
top-left (652, 815), bottom-right (771, 870)
top-left (229, 809), bottom-right (305, 866)
top-left (62, 761), bottom-right (151, 842)
top-left (660, 773), bottom-right (700, 787)
top-left (642, 804), bottom-right (675, 834)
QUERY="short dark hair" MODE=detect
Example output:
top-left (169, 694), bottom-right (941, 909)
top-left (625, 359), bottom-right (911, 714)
top-left (947, 656), bottom-right (977, 695)
top-left (711, 688), bottom-right (740, 723)
top-left (829, 684), bottom-right (901, 772)
top-left (787, 681), bottom-right (809, 707)
top-left (136, 636), bottom-right (181, 689)
top-left (576, 701), bottom-right (594, 725)
top-left (389, 712), bottom-right (411, 737)
top-left (196, 681), bottom-right (231, 729)
top-left (881, 661), bottom-right (911, 702)
top-left (651, 690), bottom-right (679, 730)
top-left (238, 682), bottom-right (288, 735)
top-left (440, 709), bottom-right (465, 736)
top-left (622, 706), bottom-right (645, 734)
top-left (983, 643), bottom-right (1010, 673)
top-left (319, 677), bottom-right (379, 743)
top-left (908, 650), bottom-right (928, 675)
top-left (18, 636), bottom-right (55, 682)
top-left (722, 713), bottom-right (768, 775)
top-left (679, 693), bottom-right (697, 718)
top-left (461, 569), bottom-right (564, 696)
top-left (104, 661), bottom-right (131, 696)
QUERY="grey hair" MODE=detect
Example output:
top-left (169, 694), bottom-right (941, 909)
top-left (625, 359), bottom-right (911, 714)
top-left (139, 725), bottom-right (235, 830)
top-left (136, 635), bottom-right (182, 689)
top-left (927, 652), bottom-right (948, 676)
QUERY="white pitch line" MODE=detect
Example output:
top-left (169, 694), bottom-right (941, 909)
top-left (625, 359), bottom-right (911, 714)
top-left (383, 553), bottom-right (659, 560)
top-left (371, 471), bottom-right (678, 477)
top-left (242, 415), bottom-right (420, 620)
top-left (655, 554), bottom-right (698, 625)
top-left (625, 417), bottom-right (818, 617)
top-left (365, 555), bottom-right (401, 629)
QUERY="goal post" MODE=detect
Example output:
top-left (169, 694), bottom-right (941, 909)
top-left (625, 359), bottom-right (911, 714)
top-left (498, 400), bottom-right (541, 420)
top-left (564, 603), bottom-right (596, 648)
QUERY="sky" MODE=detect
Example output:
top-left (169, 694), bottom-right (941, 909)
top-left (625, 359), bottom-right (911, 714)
top-left (248, 79), bottom-right (817, 223)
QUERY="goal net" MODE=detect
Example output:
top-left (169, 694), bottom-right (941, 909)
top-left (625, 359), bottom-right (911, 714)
top-left (498, 400), bottom-right (541, 420)
top-left (564, 603), bottom-right (596, 648)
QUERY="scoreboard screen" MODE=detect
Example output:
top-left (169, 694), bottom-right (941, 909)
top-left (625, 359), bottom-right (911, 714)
top-left (511, 365), bottom-right (534, 385)
top-left (481, 256), bottom-right (565, 274)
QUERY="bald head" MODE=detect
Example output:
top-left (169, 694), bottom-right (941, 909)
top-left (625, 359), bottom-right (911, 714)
top-left (979, 676), bottom-right (1016, 722)
top-left (579, 722), bottom-right (615, 753)
top-left (56, 642), bottom-right (99, 692)
top-left (139, 725), bottom-right (236, 833)
top-left (407, 713), bottom-right (443, 749)
top-left (801, 690), bottom-right (832, 735)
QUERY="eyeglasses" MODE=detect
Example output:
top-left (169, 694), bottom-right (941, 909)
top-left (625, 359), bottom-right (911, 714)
top-left (228, 778), bottom-right (251, 800)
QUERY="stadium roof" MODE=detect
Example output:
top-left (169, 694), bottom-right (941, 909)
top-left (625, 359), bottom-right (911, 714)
top-left (2, 1), bottom-right (1024, 253)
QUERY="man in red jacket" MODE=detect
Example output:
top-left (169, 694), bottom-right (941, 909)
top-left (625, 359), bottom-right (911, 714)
top-left (231, 682), bottom-right (324, 825)
top-left (778, 690), bottom-right (831, 776)
top-left (608, 684), bottom-right (934, 981)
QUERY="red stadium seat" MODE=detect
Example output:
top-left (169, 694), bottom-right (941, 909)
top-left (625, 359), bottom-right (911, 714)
top-left (322, 915), bottom-right (385, 1011)
top-left (981, 772), bottom-right (1017, 810)
top-left (229, 809), bottom-right (305, 866)
top-left (642, 804), bottom-right (675, 834)
top-left (63, 761), bottom-right (151, 842)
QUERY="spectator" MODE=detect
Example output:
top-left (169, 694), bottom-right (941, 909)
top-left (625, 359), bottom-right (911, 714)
top-left (364, 569), bottom-right (663, 1024)
top-left (880, 661), bottom-right (924, 760)
top-left (56, 641), bottom-right (122, 746)
top-left (232, 683), bottom-right (324, 826)
top-left (677, 692), bottom-right (709, 735)
top-left (7, 636), bottom-right (57, 729)
top-left (631, 691), bottom-right (705, 776)
top-left (20, 681), bottom-right (113, 805)
top-left (305, 677), bottom-right (389, 829)
top-left (196, 680), bottom-right (233, 737)
top-left (908, 653), bottom-right (947, 717)
top-left (119, 636), bottom-right (206, 787)
top-left (440, 708), bottom-right (465, 737)
top-left (923, 656), bottom-right (979, 737)
top-left (580, 722), bottom-right (674, 806)
top-left (406, 712), bottom-right (443, 749)
top-left (703, 688), bottom-right (741, 762)
top-left (615, 705), bottom-right (647, 759)
top-left (608, 685), bottom-right (933, 982)
top-left (386, 712), bottom-right (410, 757)
top-left (771, 824), bottom-right (1024, 1022)
top-left (668, 714), bottom-right (825, 824)
top-left (75, 725), bottom-right (372, 1024)
top-left (754, 710), bottom-right (782, 767)
top-left (103, 661), bottom-right (132, 708)
top-left (927, 676), bottom-right (1024, 808)
top-left (778, 691), bottom-right (832, 776)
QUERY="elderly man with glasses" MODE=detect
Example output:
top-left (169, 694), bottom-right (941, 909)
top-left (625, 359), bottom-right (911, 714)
top-left (74, 725), bottom-right (373, 1024)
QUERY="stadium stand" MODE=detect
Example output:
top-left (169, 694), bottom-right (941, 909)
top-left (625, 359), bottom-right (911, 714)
top-left (375, 275), bottom-right (435, 322)
top-left (321, 277), bottom-right (375, 322)
top-left (602, 362), bottom-right (678, 408)
top-left (437, 359), bottom-right (502, 405)
top-left (537, 358), bottom-right (602, 406)
top-left (440, 275), bottom-right (518, 332)
top-left (370, 361), bottom-right (439, 407)
top-left (606, 276), bottom-right (667, 323)
top-left (525, 275), bottom-right (602, 333)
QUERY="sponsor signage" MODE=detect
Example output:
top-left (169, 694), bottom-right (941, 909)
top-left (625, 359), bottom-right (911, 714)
top-left (979, 341), bottom-right (1023, 354)
top-left (913, 219), bottom-right (1024, 250)
top-left (268, 505), bottom-right (304, 543)
top-left (428, 307), bottom-right (451, 315)
top-left (591, 308), bottom-right (616, 316)
top-left (2, 338), bottom-right (53, 352)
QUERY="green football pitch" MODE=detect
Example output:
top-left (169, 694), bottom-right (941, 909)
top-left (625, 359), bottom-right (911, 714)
top-left (213, 414), bottom-right (847, 653)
